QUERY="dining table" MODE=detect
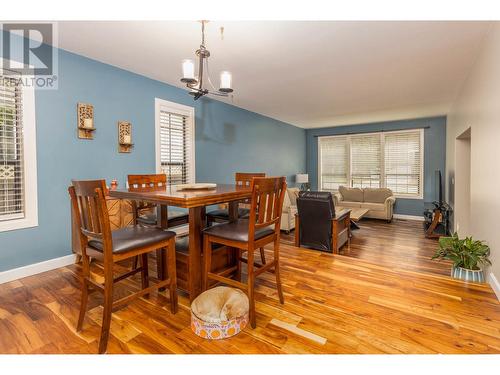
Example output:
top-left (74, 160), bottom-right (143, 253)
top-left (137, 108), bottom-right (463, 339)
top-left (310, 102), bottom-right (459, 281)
top-left (108, 183), bottom-right (252, 301)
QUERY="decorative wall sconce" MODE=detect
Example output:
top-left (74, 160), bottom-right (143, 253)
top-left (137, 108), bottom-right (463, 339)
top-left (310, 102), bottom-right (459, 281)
top-left (77, 103), bottom-right (95, 139)
top-left (118, 121), bottom-right (133, 153)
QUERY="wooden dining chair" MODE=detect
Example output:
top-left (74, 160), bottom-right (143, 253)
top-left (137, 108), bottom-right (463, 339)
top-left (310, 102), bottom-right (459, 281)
top-left (202, 176), bottom-right (287, 328)
top-left (69, 179), bottom-right (178, 354)
top-left (127, 174), bottom-right (189, 228)
top-left (128, 174), bottom-right (189, 277)
top-left (206, 172), bottom-right (267, 264)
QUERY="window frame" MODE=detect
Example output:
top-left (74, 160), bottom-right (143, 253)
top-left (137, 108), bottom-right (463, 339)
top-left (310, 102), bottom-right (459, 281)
top-left (0, 62), bottom-right (38, 232)
top-left (154, 98), bottom-right (195, 185)
top-left (318, 128), bottom-right (424, 199)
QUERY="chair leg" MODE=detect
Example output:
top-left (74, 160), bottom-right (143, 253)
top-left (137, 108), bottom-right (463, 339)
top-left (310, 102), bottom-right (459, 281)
top-left (247, 247), bottom-right (256, 329)
top-left (132, 256), bottom-right (139, 270)
top-left (259, 247), bottom-right (266, 265)
top-left (156, 249), bottom-right (164, 281)
top-left (273, 237), bottom-right (284, 304)
top-left (203, 235), bottom-right (212, 291)
top-left (165, 239), bottom-right (178, 314)
top-left (76, 255), bottom-right (90, 332)
top-left (98, 265), bottom-right (114, 354)
top-left (141, 253), bottom-right (149, 298)
top-left (235, 248), bottom-right (242, 282)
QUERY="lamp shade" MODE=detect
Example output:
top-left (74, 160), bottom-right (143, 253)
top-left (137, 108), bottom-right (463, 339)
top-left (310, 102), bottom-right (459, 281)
top-left (295, 174), bottom-right (309, 183)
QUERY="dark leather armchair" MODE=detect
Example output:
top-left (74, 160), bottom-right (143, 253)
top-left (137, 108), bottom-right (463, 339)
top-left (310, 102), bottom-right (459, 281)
top-left (295, 191), bottom-right (351, 253)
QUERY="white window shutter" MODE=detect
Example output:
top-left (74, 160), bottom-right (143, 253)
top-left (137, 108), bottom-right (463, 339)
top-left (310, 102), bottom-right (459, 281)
top-left (319, 136), bottom-right (348, 191)
top-left (0, 75), bottom-right (24, 221)
top-left (318, 129), bottom-right (424, 198)
top-left (159, 110), bottom-right (194, 186)
top-left (384, 130), bottom-right (422, 196)
top-left (350, 134), bottom-right (381, 188)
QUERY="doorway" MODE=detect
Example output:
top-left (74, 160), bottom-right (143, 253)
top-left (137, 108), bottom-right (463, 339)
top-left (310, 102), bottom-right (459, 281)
top-left (454, 128), bottom-right (471, 236)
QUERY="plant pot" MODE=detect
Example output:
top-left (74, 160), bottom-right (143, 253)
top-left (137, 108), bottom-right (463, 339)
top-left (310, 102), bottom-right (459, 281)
top-left (451, 266), bottom-right (485, 283)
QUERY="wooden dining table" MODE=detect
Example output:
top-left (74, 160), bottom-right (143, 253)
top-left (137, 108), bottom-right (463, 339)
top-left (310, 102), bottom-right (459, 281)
top-left (109, 184), bottom-right (252, 301)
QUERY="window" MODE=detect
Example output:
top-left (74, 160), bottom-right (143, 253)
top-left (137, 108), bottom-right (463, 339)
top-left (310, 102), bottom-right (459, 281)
top-left (350, 134), bottom-right (381, 188)
top-left (0, 66), bottom-right (38, 232)
top-left (318, 129), bottom-right (424, 198)
top-left (384, 131), bottom-right (422, 196)
top-left (155, 98), bottom-right (195, 186)
top-left (318, 136), bottom-right (348, 191)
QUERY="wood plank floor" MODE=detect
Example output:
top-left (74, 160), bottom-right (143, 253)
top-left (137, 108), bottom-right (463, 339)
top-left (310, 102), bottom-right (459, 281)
top-left (0, 220), bottom-right (499, 354)
top-left (281, 218), bottom-right (452, 276)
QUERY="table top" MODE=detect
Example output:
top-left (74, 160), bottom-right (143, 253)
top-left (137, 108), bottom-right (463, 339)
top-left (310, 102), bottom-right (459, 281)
top-left (108, 183), bottom-right (252, 208)
top-left (349, 208), bottom-right (370, 221)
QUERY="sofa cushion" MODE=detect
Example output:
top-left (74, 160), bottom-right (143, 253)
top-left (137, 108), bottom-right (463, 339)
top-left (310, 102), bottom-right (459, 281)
top-left (361, 202), bottom-right (386, 212)
top-left (339, 186), bottom-right (364, 202)
top-left (336, 201), bottom-right (362, 209)
top-left (363, 188), bottom-right (393, 203)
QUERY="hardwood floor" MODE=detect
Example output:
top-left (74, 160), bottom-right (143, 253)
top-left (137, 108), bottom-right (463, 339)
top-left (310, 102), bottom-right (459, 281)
top-left (0, 220), bottom-right (499, 354)
top-left (281, 218), bottom-right (453, 276)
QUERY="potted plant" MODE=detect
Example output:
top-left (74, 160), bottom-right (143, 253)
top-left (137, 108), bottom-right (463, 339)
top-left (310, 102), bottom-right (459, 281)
top-left (432, 233), bottom-right (491, 282)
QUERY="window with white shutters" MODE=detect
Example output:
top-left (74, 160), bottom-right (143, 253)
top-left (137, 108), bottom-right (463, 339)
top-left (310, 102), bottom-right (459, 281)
top-left (155, 99), bottom-right (195, 186)
top-left (0, 67), bottom-right (37, 232)
top-left (350, 134), bottom-right (381, 188)
top-left (384, 131), bottom-right (423, 196)
top-left (318, 129), bottom-right (424, 198)
top-left (318, 136), bottom-right (348, 191)
top-left (0, 75), bottom-right (24, 220)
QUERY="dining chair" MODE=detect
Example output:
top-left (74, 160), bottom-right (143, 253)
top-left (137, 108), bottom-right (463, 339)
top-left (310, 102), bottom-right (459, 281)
top-left (69, 179), bottom-right (178, 354)
top-left (206, 172), bottom-right (267, 264)
top-left (202, 176), bottom-right (287, 328)
top-left (127, 174), bottom-right (189, 277)
top-left (127, 174), bottom-right (189, 228)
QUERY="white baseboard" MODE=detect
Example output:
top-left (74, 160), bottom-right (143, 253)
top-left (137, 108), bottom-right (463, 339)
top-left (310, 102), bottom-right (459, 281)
top-left (488, 272), bottom-right (500, 301)
top-left (0, 253), bottom-right (76, 285)
top-left (393, 214), bottom-right (424, 221)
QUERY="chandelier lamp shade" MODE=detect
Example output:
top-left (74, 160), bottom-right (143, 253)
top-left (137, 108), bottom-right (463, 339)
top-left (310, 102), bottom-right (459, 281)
top-left (181, 21), bottom-right (234, 100)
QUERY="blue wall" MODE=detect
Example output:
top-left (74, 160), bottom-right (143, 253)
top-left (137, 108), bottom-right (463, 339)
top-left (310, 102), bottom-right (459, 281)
top-left (0, 47), bottom-right (305, 272)
top-left (306, 117), bottom-right (446, 216)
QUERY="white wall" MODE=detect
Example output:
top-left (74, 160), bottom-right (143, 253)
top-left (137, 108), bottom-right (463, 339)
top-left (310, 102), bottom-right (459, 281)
top-left (446, 22), bottom-right (500, 293)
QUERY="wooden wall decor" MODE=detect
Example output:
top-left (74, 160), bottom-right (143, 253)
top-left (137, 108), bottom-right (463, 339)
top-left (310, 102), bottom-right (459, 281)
top-left (118, 121), bottom-right (133, 153)
top-left (77, 103), bottom-right (95, 139)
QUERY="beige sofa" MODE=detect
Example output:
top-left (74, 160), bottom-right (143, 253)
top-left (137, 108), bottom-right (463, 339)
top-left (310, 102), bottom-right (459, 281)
top-left (281, 187), bottom-right (299, 233)
top-left (333, 186), bottom-right (396, 222)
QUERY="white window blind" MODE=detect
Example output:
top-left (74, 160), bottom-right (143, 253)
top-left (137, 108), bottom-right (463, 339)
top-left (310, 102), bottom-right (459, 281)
top-left (318, 129), bottom-right (424, 198)
top-left (0, 75), bottom-right (24, 221)
top-left (155, 99), bottom-right (195, 186)
top-left (384, 131), bottom-right (422, 196)
top-left (319, 136), bottom-right (348, 191)
top-left (350, 134), bottom-right (381, 188)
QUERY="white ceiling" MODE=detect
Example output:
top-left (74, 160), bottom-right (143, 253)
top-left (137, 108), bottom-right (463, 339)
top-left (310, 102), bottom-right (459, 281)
top-left (57, 21), bottom-right (491, 128)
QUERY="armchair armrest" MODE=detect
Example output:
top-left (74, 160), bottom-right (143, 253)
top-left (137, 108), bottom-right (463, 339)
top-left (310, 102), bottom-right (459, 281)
top-left (384, 196), bottom-right (396, 222)
top-left (385, 196), bottom-right (396, 206)
top-left (333, 192), bottom-right (343, 206)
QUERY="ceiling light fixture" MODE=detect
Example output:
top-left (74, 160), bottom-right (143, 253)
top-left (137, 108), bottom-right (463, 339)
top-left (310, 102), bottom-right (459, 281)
top-left (180, 20), bottom-right (233, 100)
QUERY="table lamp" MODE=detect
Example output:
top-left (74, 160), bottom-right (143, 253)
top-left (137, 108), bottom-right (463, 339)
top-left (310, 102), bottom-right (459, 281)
top-left (295, 173), bottom-right (310, 191)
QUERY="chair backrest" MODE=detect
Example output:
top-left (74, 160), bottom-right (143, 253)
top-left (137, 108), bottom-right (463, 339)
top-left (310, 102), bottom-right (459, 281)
top-left (69, 179), bottom-right (113, 258)
top-left (235, 172), bottom-right (266, 187)
top-left (248, 177), bottom-right (287, 238)
top-left (296, 191), bottom-right (335, 251)
top-left (128, 174), bottom-right (167, 191)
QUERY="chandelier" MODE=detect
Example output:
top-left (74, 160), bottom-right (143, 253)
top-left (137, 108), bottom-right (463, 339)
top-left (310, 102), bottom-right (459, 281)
top-left (180, 20), bottom-right (233, 100)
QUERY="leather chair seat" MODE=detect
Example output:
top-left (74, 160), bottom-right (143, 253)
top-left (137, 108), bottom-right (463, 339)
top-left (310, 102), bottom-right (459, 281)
top-left (137, 210), bottom-right (189, 226)
top-left (175, 235), bottom-right (223, 254)
top-left (89, 226), bottom-right (175, 254)
top-left (203, 219), bottom-right (274, 242)
top-left (206, 207), bottom-right (250, 221)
